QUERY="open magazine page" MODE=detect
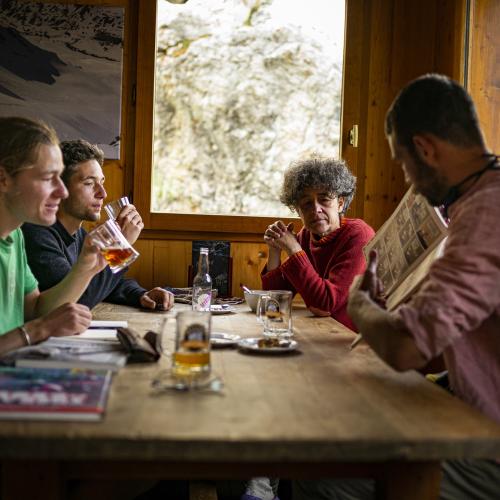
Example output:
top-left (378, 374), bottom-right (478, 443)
top-left (364, 187), bottom-right (448, 299)
top-left (385, 238), bottom-right (447, 310)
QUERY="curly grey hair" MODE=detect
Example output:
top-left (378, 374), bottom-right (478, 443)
top-left (280, 157), bottom-right (356, 214)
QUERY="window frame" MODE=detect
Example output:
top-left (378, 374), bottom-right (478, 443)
top-left (133, 0), bottom-right (354, 237)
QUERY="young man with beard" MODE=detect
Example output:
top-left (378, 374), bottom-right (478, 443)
top-left (294, 75), bottom-right (500, 499)
top-left (22, 139), bottom-right (174, 311)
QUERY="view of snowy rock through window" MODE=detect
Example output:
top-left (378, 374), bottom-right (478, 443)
top-left (153, 0), bottom-right (345, 217)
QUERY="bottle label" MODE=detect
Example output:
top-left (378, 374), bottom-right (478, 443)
top-left (192, 287), bottom-right (212, 311)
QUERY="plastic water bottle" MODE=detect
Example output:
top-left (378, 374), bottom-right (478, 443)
top-left (192, 247), bottom-right (212, 311)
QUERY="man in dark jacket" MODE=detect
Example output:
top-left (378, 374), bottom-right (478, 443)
top-left (22, 139), bottom-right (174, 311)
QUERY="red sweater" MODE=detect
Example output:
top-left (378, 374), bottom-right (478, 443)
top-left (261, 218), bottom-right (375, 331)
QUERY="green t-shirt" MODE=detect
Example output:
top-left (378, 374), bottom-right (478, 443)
top-left (0, 228), bottom-right (38, 335)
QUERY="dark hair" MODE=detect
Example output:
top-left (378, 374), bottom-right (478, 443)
top-left (0, 116), bottom-right (59, 176)
top-left (280, 156), bottom-right (356, 214)
top-left (60, 139), bottom-right (104, 184)
top-left (385, 74), bottom-right (484, 150)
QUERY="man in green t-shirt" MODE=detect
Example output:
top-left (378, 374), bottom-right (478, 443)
top-left (0, 116), bottom-right (106, 355)
top-left (0, 229), bottom-right (38, 333)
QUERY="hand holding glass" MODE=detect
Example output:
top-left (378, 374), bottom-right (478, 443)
top-left (104, 196), bottom-right (129, 220)
top-left (88, 219), bottom-right (139, 273)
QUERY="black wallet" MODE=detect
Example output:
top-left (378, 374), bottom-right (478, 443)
top-left (117, 327), bottom-right (161, 363)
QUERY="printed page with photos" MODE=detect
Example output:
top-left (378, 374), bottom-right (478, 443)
top-left (364, 187), bottom-right (448, 310)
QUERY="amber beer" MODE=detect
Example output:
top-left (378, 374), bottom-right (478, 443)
top-left (173, 312), bottom-right (211, 379)
top-left (101, 246), bottom-right (135, 268)
top-left (89, 219), bottom-right (139, 273)
top-left (172, 343), bottom-right (210, 377)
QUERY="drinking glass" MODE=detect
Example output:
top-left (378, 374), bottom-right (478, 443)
top-left (172, 311), bottom-right (211, 380)
top-left (88, 219), bottom-right (139, 273)
top-left (257, 290), bottom-right (293, 338)
top-left (104, 196), bottom-right (129, 220)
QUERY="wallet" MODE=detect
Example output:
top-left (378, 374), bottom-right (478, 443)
top-left (117, 327), bottom-right (161, 363)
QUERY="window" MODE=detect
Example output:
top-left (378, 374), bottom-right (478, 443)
top-left (134, 0), bottom-right (347, 234)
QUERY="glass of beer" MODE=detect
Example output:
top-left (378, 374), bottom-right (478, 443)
top-left (172, 310), bottom-right (211, 380)
top-left (89, 219), bottom-right (139, 273)
top-left (104, 196), bottom-right (129, 220)
top-left (257, 290), bottom-right (293, 338)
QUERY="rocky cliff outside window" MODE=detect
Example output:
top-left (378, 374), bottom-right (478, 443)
top-left (152, 0), bottom-right (345, 217)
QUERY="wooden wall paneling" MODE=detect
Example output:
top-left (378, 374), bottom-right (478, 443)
top-left (132, 0), bottom-right (156, 228)
top-left (100, 0), bottom-right (136, 204)
top-left (361, 0), bottom-right (405, 231)
top-left (152, 240), bottom-right (192, 289)
top-left (468, 0), bottom-right (500, 152)
top-left (124, 239), bottom-right (154, 290)
top-left (342, 0), bottom-right (371, 221)
top-left (359, 0), bottom-right (466, 230)
top-left (434, 0), bottom-right (467, 82)
top-left (231, 243), bottom-right (270, 297)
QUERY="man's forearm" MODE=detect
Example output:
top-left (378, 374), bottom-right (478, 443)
top-left (348, 290), bottom-right (427, 371)
top-left (34, 266), bottom-right (95, 316)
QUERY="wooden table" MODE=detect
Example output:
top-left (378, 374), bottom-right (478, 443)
top-left (2, 303), bottom-right (500, 500)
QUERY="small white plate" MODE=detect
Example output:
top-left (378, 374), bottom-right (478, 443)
top-left (211, 332), bottom-right (241, 346)
top-left (238, 337), bottom-right (298, 353)
top-left (210, 305), bottom-right (236, 315)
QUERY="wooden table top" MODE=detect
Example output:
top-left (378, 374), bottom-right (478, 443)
top-left (1, 303), bottom-right (500, 464)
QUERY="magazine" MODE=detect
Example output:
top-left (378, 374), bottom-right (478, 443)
top-left (0, 367), bottom-right (112, 421)
top-left (1, 338), bottom-right (127, 372)
top-left (364, 187), bottom-right (448, 311)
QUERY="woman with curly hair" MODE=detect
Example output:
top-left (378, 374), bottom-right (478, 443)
top-left (261, 156), bottom-right (374, 330)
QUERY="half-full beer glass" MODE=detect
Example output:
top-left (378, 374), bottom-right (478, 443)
top-left (257, 290), bottom-right (293, 338)
top-left (89, 219), bottom-right (139, 273)
top-left (172, 311), bottom-right (211, 380)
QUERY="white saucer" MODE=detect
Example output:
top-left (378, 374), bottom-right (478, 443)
top-left (210, 305), bottom-right (236, 315)
top-left (238, 337), bottom-right (298, 353)
top-left (211, 332), bottom-right (241, 346)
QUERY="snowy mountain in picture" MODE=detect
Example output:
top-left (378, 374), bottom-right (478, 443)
top-left (0, 1), bottom-right (124, 159)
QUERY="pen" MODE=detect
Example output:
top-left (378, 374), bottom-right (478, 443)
top-left (350, 333), bottom-right (363, 350)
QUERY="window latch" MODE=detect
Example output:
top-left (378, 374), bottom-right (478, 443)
top-left (349, 124), bottom-right (359, 148)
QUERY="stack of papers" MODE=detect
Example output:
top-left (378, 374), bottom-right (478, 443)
top-left (72, 320), bottom-right (128, 341)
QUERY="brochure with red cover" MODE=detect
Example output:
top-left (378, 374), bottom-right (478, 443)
top-left (0, 367), bottom-right (112, 421)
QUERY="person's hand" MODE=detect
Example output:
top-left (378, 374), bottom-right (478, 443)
top-left (116, 205), bottom-right (144, 245)
top-left (352, 250), bottom-right (386, 308)
top-left (27, 303), bottom-right (92, 343)
top-left (263, 220), bottom-right (284, 250)
top-left (264, 221), bottom-right (302, 255)
top-left (75, 234), bottom-right (107, 276)
top-left (139, 287), bottom-right (175, 311)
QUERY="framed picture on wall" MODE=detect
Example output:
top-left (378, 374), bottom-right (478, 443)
top-left (0, 1), bottom-right (124, 159)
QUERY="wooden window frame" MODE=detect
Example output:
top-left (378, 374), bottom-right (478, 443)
top-left (133, 1), bottom-right (359, 239)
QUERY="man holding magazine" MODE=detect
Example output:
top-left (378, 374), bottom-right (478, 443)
top-left (295, 75), bottom-right (500, 499)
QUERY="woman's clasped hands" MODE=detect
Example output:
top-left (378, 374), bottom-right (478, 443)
top-left (263, 221), bottom-right (302, 256)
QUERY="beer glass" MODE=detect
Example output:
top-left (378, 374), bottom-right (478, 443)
top-left (89, 219), bottom-right (139, 273)
top-left (172, 311), bottom-right (211, 379)
top-left (257, 290), bottom-right (293, 338)
top-left (104, 196), bottom-right (129, 220)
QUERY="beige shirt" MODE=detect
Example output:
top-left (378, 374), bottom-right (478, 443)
top-left (399, 167), bottom-right (500, 423)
